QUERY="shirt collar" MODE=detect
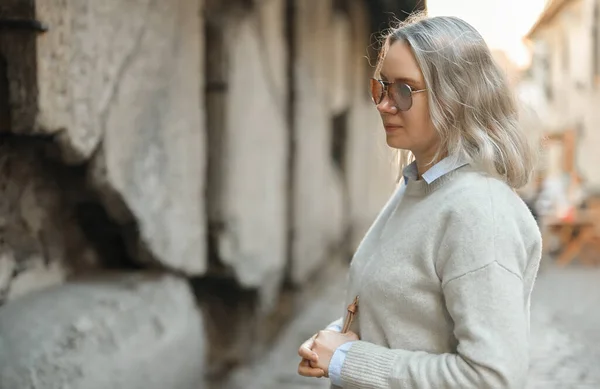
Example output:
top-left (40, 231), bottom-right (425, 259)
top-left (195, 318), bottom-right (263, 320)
top-left (402, 156), bottom-right (468, 185)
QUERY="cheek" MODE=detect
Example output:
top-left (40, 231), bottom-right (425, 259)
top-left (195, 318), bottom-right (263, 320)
top-left (402, 105), bottom-right (431, 134)
top-left (402, 105), bottom-right (438, 144)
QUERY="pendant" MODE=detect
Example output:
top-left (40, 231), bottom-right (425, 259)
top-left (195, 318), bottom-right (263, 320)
top-left (341, 295), bottom-right (359, 333)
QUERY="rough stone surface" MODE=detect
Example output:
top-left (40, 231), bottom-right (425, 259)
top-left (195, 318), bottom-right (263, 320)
top-left (291, 0), bottom-right (347, 285)
top-left (35, 0), bottom-right (189, 162)
top-left (3, 0), bottom-right (207, 276)
top-left (86, 0), bottom-right (207, 276)
top-left (209, 0), bottom-right (288, 307)
top-left (0, 138), bottom-right (99, 304)
top-left (329, 11), bottom-right (352, 116)
top-left (0, 272), bottom-right (206, 389)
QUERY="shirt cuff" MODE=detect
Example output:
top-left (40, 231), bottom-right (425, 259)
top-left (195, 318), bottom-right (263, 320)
top-left (326, 323), bottom-right (342, 332)
top-left (329, 341), bottom-right (354, 387)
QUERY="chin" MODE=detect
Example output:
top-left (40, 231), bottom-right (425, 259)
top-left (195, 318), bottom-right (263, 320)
top-left (385, 133), bottom-right (409, 150)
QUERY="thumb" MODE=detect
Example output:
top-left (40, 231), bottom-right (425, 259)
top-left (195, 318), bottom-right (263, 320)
top-left (298, 336), bottom-right (318, 361)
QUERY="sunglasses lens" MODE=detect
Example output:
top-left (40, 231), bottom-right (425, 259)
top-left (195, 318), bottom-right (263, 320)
top-left (370, 79), bottom-right (383, 105)
top-left (393, 83), bottom-right (413, 111)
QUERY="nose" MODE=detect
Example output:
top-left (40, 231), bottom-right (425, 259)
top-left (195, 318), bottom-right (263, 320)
top-left (376, 95), bottom-right (398, 115)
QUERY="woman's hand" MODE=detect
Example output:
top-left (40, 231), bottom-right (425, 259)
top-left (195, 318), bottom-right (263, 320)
top-left (299, 330), bottom-right (359, 378)
top-left (297, 334), bottom-right (325, 378)
top-left (312, 330), bottom-right (359, 376)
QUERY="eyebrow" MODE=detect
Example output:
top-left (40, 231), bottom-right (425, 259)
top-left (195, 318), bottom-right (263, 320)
top-left (380, 73), bottom-right (421, 86)
top-left (397, 77), bottom-right (420, 85)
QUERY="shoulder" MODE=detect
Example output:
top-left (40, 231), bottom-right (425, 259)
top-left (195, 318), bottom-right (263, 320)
top-left (442, 169), bottom-right (537, 229)
top-left (435, 170), bottom-right (541, 279)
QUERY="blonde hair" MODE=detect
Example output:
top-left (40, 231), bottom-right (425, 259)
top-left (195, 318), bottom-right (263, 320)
top-left (377, 14), bottom-right (535, 189)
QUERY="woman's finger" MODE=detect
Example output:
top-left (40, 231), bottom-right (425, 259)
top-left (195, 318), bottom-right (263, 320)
top-left (298, 340), bottom-right (318, 362)
top-left (298, 346), bottom-right (318, 362)
top-left (298, 360), bottom-right (325, 378)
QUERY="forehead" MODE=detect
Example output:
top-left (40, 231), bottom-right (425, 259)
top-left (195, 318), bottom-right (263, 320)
top-left (380, 41), bottom-right (423, 83)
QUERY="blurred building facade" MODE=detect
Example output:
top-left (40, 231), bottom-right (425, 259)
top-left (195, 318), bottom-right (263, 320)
top-left (0, 0), bottom-right (424, 388)
top-left (524, 0), bottom-right (600, 191)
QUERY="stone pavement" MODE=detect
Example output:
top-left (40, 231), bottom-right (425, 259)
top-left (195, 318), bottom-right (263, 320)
top-left (528, 266), bottom-right (600, 388)
top-left (226, 265), bottom-right (600, 389)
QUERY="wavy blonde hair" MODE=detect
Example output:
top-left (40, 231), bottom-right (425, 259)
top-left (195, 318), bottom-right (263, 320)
top-left (378, 14), bottom-right (535, 189)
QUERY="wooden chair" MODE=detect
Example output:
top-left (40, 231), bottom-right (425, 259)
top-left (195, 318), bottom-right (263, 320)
top-left (578, 202), bottom-right (600, 266)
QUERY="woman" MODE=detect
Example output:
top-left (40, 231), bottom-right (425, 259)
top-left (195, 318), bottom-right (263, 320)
top-left (297, 14), bottom-right (542, 389)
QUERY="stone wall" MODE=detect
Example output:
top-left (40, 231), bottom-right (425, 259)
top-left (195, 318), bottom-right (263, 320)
top-left (0, 0), bottom-right (209, 387)
top-left (290, 0), bottom-right (347, 285)
top-left (206, 0), bottom-right (289, 309)
top-left (0, 0), bottom-right (419, 387)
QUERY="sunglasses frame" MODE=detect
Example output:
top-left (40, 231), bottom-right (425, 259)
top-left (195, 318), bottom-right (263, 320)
top-left (370, 78), bottom-right (427, 111)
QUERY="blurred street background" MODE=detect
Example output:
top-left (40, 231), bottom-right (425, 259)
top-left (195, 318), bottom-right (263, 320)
top-left (0, 0), bottom-right (599, 388)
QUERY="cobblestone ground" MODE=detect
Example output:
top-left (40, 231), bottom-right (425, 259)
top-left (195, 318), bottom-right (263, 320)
top-left (226, 265), bottom-right (600, 389)
top-left (527, 266), bottom-right (600, 388)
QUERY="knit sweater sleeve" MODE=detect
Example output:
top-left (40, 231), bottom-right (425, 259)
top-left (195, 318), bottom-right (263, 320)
top-left (339, 185), bottom-right (542, 389)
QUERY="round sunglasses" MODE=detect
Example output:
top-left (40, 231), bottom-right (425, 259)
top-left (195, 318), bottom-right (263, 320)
top-left (370, 78), bottom-right (427, 111)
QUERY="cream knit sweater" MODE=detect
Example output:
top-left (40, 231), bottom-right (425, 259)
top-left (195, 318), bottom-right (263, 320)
top-left (330, 165), bottom-right (542, 389)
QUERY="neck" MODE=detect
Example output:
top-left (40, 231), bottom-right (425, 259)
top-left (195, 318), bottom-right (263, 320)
top-left (413, 153), bottom-right (442, 179)
top-left (412, 141), bottom-right (443, 179)
top-left (412, 140), bottom-right (446, 179)
top-left (415, 159), bottom-right (431, 179)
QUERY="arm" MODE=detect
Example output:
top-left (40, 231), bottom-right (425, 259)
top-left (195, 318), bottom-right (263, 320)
top-left (339, 194), bottom-right (541, 389)
top-left (341, 263), bottom-right (527, 388)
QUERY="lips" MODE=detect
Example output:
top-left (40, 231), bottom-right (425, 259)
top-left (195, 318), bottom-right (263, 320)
top-left (384, 124), bottom-right (403, 133)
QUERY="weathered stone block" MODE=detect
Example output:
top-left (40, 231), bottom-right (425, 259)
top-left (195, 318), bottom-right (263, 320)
top-left (2, 0), bottom-right (207, 276)
top-left (0, 273), bottom-right (205, 389)
top-left (330, 11), bottom-right (352, 115)
top-left (290, 0), bottom-right (347, 285)
top-left (207, 0), bottom-right (288, 307)
top-left (84, 0), bottom-right (207, 276)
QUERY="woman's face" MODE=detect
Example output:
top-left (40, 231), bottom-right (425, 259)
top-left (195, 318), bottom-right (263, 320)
top-left (376, 41), bottom-right (439, 160)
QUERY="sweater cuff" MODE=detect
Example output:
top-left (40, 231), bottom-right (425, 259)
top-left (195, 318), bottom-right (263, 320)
top-left (329, 341), bottom-right (354, 387)
top-left (341, 340), bottom-right (405, 388)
